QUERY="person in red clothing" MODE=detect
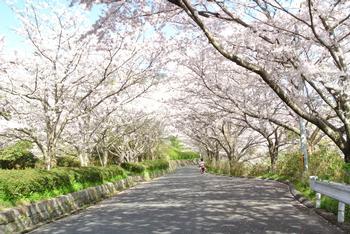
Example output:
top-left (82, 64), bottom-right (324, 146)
top-left (199, 158), bottom-right (205, 174)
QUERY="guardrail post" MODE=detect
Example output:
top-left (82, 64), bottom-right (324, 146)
top-left (315, 193), bottom-right (321, 208)
top-left (310, 175), bottom-right (350, 223)
top-left (338, 202), bottom-right (345, 223)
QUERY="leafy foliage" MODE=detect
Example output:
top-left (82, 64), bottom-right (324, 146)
top-left (141, 159), bottom-right (169, 171)
top-left (169, 136), bottom-right (183, 150)
top-left (0, 166), bottom-right (126, 204)
top-left (275, 151), bottom-right (304, 181)
top-left (206, 160), bottom-right (249, 177)
top-left (344, 163), bottom-right (350, 184)
top-left (0, 141), bottom-right (37, 169)
top-left (0, 158), bottom-right (173, 209)
top-left (165, 136), bottom-right (199, 160)
top-left (56, 156), bottom-right (81, 167)
top-left (121, 162), bottom-right (146, 174)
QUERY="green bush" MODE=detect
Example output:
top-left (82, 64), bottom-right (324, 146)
top-left (275, 151), bottom-right (303, 181)
top-left (176, 151), bottom-right (199, 160)
top-left (142, 159), bottom-right (169, 171)
top-left (57, 156), bottom-right (81, 167)
top-left (206, 160), bottom-right (245, 176)
top-left (0, 166), bottom-right (126, 204)
top-left (0, 141), bottom-right (37, 169)
top-left (120, 162), bottom-right (146, 173)
top-left (166, 148), bottom-right (199, 160)
top-left (164, 136), bottom-right (199, 160)
top-left (120, 160), bottom-right (169, 174)
top-left (229, 162), bottom-right (246, 177)
top-left (308, 146), bottom-right (345, 182)
top-left (344, 163), bottom-right (350, 184)
top-left (247, 163), bottom-right (269, 177)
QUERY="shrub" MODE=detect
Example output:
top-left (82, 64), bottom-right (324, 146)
top-left (207, 160), bottom-right (234, 175)
top-left (120, 162), bottom-right (146, 173)
top-left (247, 163), bottom-right (269, 177)
top-left (166, 148), bottom-right (199, 160)
top-left (120, 160), bottom-right (169, 173)
top-left (0, 166), bottom-right (126, 203)
top-left (57, 156), bottom-right (81, 167)
top-left (308, 146), bottom-right (345, 182)
top-left (0, 141), bottom-right (38, 169)
top-left (229, 162), bottom-right (246, 177)
top-left (163, 137), bottom-right (199, 160)
top-left (275, 151), bottom-right (303, 181)
top-left (142, 159), bottom-right (169, 171)
top-left (344, 163), bottom-right (350, 184)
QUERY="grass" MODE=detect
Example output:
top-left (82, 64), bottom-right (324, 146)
top-left (0, 160), bottom-right (170, 210)
top-left (0, 174), bottom-right (127, 210)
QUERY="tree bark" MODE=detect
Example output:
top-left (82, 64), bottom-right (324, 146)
top-left (342, 144), bottom-right (350, 163)
top-left (268, 145), bottom-right (278, 172)
top-left (103, 150), bottom-right (108, 167)
top-left (79, 150), bottom-right (90, 167)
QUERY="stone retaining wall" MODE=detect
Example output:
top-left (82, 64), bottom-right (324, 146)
top-left (0, 160), bottom-right (195, 234)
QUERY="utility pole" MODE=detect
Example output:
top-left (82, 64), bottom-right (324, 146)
top-left (294, 24), bottom-right (309, 172)
top-left (298, 104), bottom-right (309, 172)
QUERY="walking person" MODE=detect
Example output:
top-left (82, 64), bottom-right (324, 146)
top-left (199, 158), bottom-right (205, 174)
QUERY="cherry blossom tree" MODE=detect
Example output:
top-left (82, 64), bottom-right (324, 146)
top-left (93, 111), bottom-right (164, 164)
top-left (0, 37), bottom-right (11, 120)
top-left (173, 93), bottom-right (264, 169)
top-left (76, 0), bottom-right (350, 162)
top-left (172, 44), bottom-right (320, 170)
top-left (164, 0), bottom-right (350, 162)
top-left (0, 1), bottom-right (163, 169)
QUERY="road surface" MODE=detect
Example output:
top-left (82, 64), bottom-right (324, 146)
top-left (30, 167), bottom-right (343, 234)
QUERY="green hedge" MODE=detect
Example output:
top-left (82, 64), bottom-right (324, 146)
top-left (167, 148), bottom-right (199, 160)
top-left (121, 160), bottom-right (170, 174)
top-left (0, 166), bottom-right (126, 203)
top-left (141, 159), bottom-right (169, 171)
top-left (56, 156), bottom-right (81, 167)
top-left (121, 162), bottom-right (146, 173)
top-left (0, 159), bottom-right (172, 209)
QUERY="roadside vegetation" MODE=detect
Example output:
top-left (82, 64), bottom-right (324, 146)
top-left (0, 137), bottom-right (197, 210)
top-left (206, 145), bottom-right (350, 222)
top-left (163, 136), bottom-right (199, 160)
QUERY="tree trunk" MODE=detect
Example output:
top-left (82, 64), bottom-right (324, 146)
top-left (46, 144), bottom-right (56, 170)
top-left (229, 159), bottom-right (236, 176)
top-left (268, 143), bottom-right (279, 172)
top-left (103, 150), bottom-right (108, 167)
top-left (215, 144), bottom-right (220, 161)
top-left (79, 150), bottom-right (89, 167)
top-left (299, 117), bottom-right (309, 172)
top-left (342, 145), bottom-right (350, 163)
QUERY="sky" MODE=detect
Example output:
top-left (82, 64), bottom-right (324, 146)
top-left (0, 0), bottom-right (104, 52)
top-left (0, 0), bottom-right (23, 50)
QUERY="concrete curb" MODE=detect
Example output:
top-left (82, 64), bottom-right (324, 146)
top-left (0, 160), bottom-right (195, 234)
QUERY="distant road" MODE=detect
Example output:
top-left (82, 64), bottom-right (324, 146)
top-left (30, 167), bottom-right (343, 234)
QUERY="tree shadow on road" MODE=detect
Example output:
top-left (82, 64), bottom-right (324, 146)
top-left (30, 167), bottom-right (342, 234)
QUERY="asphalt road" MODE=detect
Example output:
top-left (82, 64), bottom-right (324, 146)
top-left (30, 167), bottom-right (343, 234)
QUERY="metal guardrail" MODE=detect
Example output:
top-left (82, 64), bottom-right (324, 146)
top-left (309, 176), bottom-right (350, 223)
